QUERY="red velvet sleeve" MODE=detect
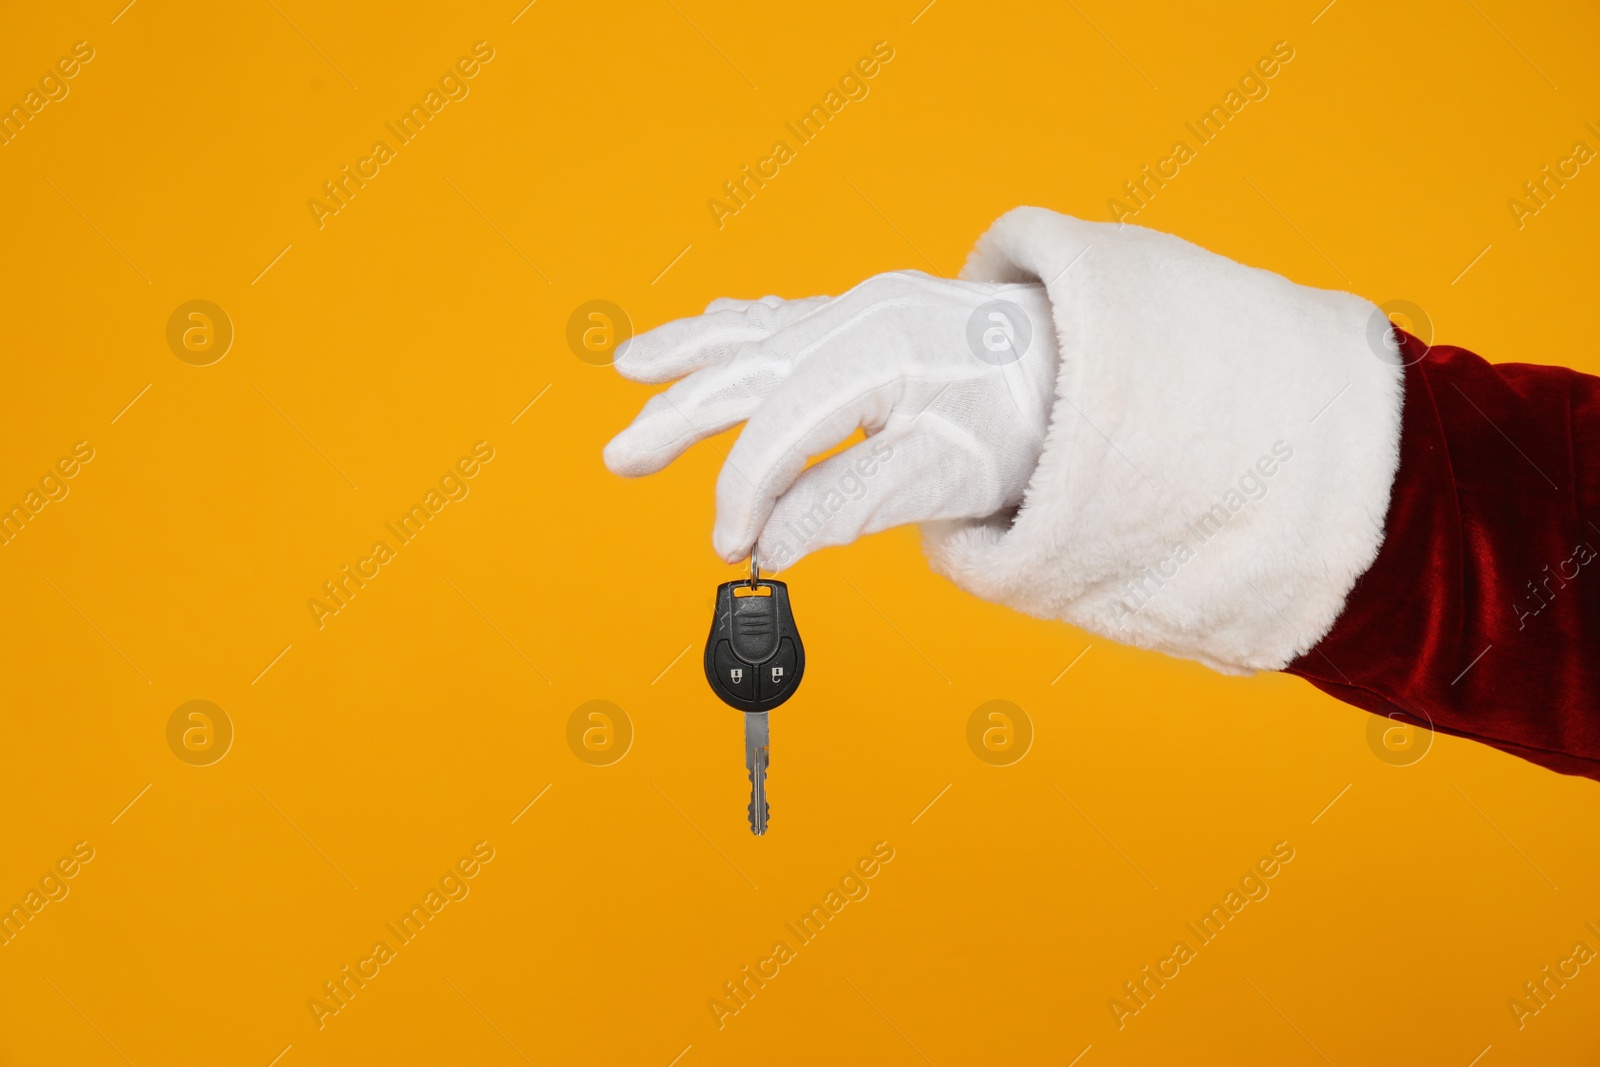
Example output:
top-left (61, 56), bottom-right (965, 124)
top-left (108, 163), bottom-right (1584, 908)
top-left (1285, 329), bottom-right (1600, 780)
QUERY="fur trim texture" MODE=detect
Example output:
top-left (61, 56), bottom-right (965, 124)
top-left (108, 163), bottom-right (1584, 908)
top-left (923, 207), bottom-right (1404, 674)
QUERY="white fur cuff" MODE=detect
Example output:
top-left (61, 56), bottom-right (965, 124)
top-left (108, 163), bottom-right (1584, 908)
top-left (923, 207), bottom-right (1405, 674)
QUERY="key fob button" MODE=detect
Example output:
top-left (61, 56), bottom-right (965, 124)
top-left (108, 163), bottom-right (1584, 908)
top-left (758, 638), bottom-right (798, 700)
top-left (730, 593), bottom-right (780, 663)
top-left (713, 641), bottom-right (756, 702)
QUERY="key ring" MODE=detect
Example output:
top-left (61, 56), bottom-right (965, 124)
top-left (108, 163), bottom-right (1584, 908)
top-left (748, 548), bottom-right (760, 587)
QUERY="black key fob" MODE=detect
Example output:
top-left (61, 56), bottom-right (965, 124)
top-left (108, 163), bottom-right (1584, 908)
top-left (704, 576), bottom-right (805, 712)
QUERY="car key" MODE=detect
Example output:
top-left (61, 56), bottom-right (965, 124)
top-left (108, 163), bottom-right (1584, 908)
top-left (704, 552), bottom-right (805, 835)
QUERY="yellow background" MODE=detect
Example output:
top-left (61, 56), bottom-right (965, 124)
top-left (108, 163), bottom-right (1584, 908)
top-left (2, 0), bottom-right (1598, 1063)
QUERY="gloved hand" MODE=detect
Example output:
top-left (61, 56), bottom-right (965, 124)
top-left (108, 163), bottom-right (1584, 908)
top-left (606, 208), bottom-right (1404, 676)
top-left (603, 271), bottom-right (1059, 570)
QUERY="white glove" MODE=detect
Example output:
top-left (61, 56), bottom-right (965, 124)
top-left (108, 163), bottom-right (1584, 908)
top-left (605, 207), bottom-right (1404, 677)
top-left (603, 271), bottom-right (1059, 570)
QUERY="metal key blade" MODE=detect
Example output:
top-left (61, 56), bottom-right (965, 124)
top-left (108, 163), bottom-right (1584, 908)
top-left (744, 711), bottom-right (769, 836)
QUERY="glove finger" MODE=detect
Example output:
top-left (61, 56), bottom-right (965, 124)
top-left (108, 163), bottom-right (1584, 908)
top-left (711, 270), bottom-right (1036, 558)
top-left (709, 275), bottom-right (985, 560)
top-left (613, 308), bottom-right (776, 385)
top-left (754, 426), bottom-right (984, 569)
top-left (604, 347), bottom-right (795, 477)
top-left (606, 293), bottom-right (859, 477)
top-left (615, 295), bottom-right (829, 384)
top-left (711, 345), bottom-right (908, 562)
top-left (628, 272), bottom-right (936, 391)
